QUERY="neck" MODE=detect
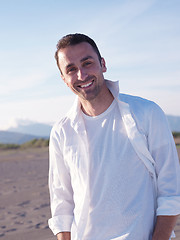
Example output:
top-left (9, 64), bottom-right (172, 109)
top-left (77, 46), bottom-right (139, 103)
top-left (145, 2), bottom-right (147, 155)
top-left (80, 85), bottom-right (114, 117)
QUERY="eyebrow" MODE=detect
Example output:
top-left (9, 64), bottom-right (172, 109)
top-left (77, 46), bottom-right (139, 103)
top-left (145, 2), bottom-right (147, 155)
top-left (80, 56), bottom-right (94, 62)
top-left (66, 63), bottom-right (75, 70)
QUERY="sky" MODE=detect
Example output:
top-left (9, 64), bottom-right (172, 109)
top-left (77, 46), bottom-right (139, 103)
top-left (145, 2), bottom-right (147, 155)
top-left (0, 0), bottom-right (180, 129)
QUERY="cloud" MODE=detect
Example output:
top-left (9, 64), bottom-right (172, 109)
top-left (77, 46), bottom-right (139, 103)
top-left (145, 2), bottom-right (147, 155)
top-left (82, 0), bottom-right (157, 38)
top-left (0, 0), bottom-right (179, 126)
top-left (1, 118), bottom-right (37, 130)
top-left (0, 72), bottom-right (51, 95)
top-left (0, 40), bottom-right (56, 96)
top-left (0, 95), bottom-right (76, 129)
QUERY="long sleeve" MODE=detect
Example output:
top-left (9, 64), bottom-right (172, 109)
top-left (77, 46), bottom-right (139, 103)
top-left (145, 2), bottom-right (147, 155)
top-left (48, 126), bottom-right (75, 235)
top-left (147, 103), bottom-right (180, 216)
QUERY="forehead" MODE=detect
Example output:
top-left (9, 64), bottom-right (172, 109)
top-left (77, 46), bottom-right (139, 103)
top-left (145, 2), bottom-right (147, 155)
top-left (57, 42), bottom-right (98, 65)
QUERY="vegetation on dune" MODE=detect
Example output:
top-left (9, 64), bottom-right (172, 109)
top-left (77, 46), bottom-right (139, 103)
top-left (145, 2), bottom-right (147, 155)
top-left (0, 143), bottom-right (20, 150)
top-left (173, 132), bottom-right (180, 148)
top-left (0, 138), bottom-right (49, 150)
top-left (172, 132), bottom-right (180, 138)
top-left (20, 138), bottom-right (49, 149)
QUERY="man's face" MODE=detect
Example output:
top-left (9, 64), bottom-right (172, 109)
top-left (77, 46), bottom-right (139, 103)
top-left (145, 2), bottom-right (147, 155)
top-left (57, 42), bottom-right (107, 102)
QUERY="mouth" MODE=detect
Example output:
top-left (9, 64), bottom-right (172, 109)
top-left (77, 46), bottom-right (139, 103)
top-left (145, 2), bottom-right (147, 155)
top-left (78, 80), bottom-right (94, 89)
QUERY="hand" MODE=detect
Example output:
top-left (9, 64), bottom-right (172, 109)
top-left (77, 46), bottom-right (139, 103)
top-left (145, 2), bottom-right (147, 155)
top-left (152, 215), bottom-right (178, 240)
top-left (57, 232), bottom-right (71, 240)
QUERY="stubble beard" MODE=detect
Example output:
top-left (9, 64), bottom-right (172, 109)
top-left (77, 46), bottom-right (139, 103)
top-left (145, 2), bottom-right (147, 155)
top-left (74, 76), bottom-right (104, 102)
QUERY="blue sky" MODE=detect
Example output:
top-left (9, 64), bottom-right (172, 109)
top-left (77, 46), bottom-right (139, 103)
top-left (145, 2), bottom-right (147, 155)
top-left (0, 0), bottom-right (180, 129)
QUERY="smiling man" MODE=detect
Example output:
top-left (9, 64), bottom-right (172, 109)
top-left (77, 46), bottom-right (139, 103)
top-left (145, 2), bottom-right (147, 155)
top-left (56, 39), bottom-right (113, 116)
top-left (48, 33), bottom-right (180, 240)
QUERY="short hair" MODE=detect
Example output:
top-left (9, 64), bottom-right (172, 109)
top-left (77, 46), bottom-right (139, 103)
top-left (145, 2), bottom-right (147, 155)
top-left (55, 33), bottom-right (102, 72)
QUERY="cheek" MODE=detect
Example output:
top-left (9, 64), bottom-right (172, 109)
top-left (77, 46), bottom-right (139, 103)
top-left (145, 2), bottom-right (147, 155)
top-left (63, 77), bottom-right (75, 88)
top-left (62, 76), bottom-right (70, 87)
top-left (65, 80), bottom-right (72, 88)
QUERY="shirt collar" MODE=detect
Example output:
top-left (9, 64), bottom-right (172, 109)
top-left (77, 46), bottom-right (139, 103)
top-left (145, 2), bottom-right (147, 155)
top-left (67, 80), bottom-right (120, 130)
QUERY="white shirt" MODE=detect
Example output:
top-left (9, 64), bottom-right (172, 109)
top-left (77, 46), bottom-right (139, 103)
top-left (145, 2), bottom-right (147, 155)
top-left (81, 99), bottom-right (155, 239)
top-left (48, 80), bottom-right (180, 239)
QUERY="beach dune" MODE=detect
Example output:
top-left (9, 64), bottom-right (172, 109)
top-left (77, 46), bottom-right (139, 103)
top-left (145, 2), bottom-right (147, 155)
top-left (0, 148), bottom-right (54, 240)
top-left (0, 146), bottom-right (180, 240)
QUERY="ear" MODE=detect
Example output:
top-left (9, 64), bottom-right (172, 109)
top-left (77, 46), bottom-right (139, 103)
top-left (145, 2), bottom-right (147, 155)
top-left (101, 58), bottom-right (107, 73)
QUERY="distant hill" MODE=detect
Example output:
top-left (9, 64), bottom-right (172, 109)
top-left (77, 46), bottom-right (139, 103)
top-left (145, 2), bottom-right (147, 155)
top-left (6, 122), bottom-right (52, 137)
top-left (0, 131), bottom-right (48, 145)
top-left (0, 115), bottom-right (179, 144)
top-left (167, 115), bottom-right (180, 132)
top-left (0, 120), bottom-right (52, 144)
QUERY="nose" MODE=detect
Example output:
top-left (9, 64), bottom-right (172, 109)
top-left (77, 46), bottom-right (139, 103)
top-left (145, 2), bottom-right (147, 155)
top-left (77, 67), bottom-right (88, 81)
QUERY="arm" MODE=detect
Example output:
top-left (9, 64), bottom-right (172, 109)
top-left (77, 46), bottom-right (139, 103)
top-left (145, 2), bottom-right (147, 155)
top-left (48, 127), bottom-right (74, 235)
top-left (152, 215), bottom-right (178, 240)
top-left (57, 232), bottom-right (71, 240)
top-left (146, 103), bottom-right (180, 238)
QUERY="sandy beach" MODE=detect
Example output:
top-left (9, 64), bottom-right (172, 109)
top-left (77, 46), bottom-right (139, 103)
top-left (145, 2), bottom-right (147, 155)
top-left (0, 148), bottom-right (54, 240)
top-left (0, 146), bottom-right (180, 240)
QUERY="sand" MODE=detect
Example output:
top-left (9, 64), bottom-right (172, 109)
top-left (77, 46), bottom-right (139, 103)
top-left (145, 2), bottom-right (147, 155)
top-left (0, 146), bottom-right (180, 240)
top-left (0, 148), bottom-right (54, 240)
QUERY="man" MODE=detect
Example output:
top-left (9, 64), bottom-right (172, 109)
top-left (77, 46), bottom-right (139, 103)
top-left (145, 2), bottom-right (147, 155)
top-left (48, 33), bottom-right (180, 240)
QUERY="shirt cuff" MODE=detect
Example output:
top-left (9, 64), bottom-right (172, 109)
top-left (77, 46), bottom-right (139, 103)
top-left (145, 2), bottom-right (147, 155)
top-left (48, 215), bottom-right (73, 235)
top-left (156, 196), bottom-right (180, 216)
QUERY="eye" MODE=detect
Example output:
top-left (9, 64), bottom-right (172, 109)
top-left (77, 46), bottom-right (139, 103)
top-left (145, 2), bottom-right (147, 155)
top-left (83, 61), bottom-right (92, 67)
top-left (67, 66), bottom-right (77, 74)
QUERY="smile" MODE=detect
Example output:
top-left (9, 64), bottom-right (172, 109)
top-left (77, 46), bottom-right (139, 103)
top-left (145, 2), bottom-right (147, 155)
top-left (80, 80), bottom-right (94, 88)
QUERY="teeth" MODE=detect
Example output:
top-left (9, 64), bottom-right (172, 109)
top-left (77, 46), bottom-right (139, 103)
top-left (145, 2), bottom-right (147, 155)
top-left (81, 82), bottom-right (92, 88)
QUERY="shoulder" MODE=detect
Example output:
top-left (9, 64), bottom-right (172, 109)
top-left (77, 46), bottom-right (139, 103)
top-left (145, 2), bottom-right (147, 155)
top-left (50, 106), bottom-right (75, 140)
top-left (119, 93), bottom-right (167, 135)
top-left (119, 93), bottom-right (164, 116)
top-left (52, 113), bottom-right (73, 135)
top-left (119, 93), bottom-right (158, 111)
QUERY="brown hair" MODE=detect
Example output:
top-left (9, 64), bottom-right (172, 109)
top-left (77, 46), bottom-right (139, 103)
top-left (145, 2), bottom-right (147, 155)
top-left (55, 33), bottom-right (102, 72)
